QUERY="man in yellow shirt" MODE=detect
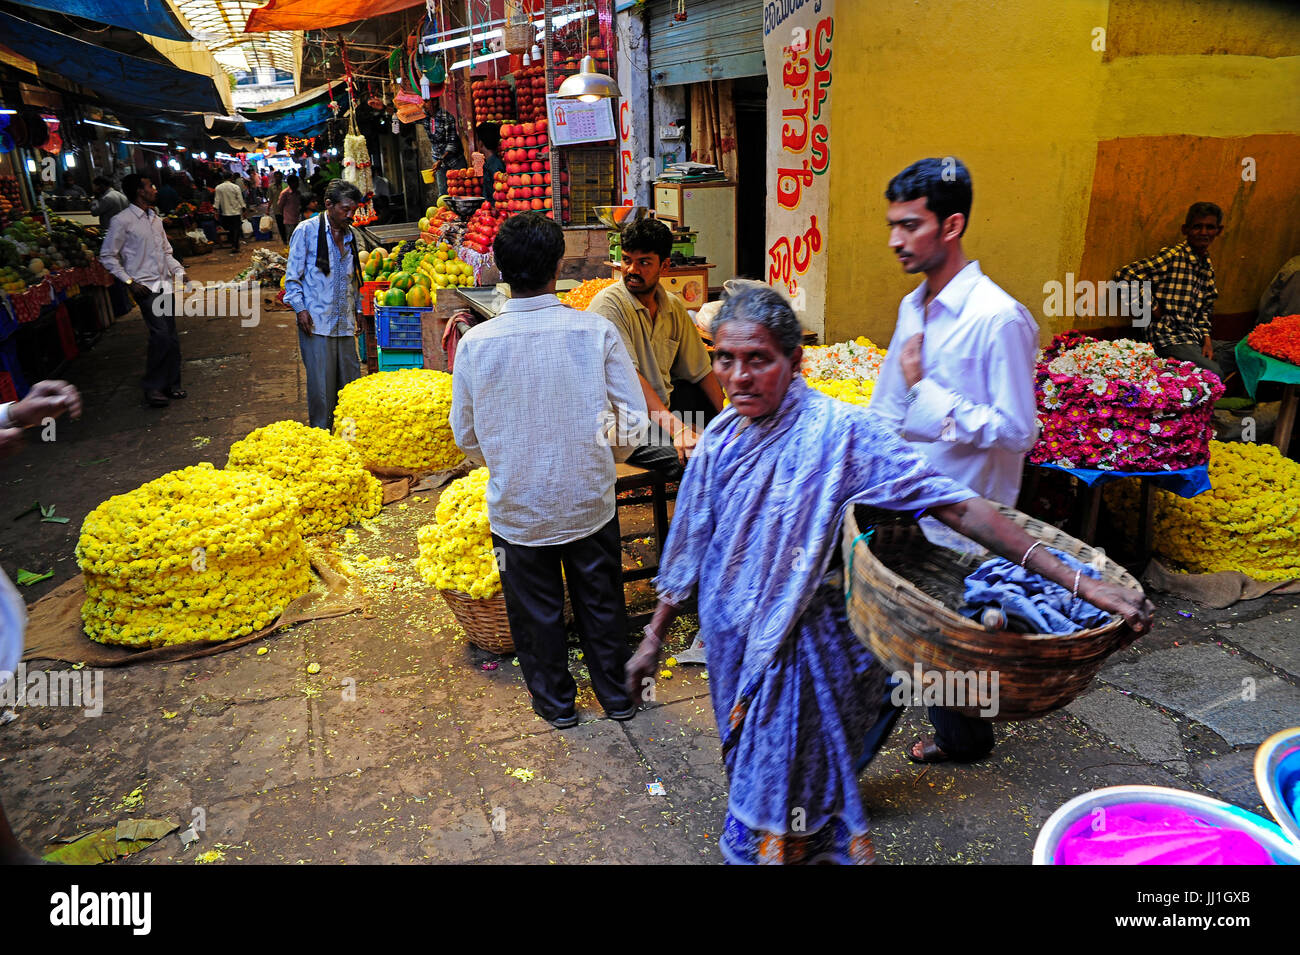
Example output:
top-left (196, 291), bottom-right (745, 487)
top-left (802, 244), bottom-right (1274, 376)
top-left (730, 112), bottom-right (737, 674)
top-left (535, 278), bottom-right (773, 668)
top-left (587, 219), bottom-right (725, 478)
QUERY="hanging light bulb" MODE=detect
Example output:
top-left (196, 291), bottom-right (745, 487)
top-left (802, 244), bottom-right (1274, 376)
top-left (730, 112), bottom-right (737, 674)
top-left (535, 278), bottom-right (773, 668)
top-left (556, 55), bottom-right (620, 102)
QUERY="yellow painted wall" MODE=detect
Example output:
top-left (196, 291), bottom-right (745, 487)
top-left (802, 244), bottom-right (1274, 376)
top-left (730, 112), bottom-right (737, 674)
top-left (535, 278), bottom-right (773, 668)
top-left (824, 0), bottom-right (1300, 347)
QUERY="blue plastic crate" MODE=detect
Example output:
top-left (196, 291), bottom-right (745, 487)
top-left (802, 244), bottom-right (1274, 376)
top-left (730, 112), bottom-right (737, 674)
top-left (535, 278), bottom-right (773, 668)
top-left (356, 331), bottom-right (366, 362)
top-left (376, 346), bottom-right (424, 371)
top-left (375, 304), bottom-right (429, 349)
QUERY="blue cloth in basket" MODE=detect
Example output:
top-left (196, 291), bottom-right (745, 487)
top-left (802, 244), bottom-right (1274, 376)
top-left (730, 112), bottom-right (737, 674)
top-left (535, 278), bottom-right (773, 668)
top-left (959, 547), bottom-right (1110, 635)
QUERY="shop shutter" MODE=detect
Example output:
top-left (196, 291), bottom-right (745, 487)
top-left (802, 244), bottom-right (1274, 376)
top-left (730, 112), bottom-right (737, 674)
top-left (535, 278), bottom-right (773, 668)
top-left (646, 0), bottom-right (764, 86)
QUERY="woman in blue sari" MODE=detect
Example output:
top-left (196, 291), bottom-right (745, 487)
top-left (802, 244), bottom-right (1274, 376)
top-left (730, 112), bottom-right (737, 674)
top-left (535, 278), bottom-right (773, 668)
top-left (626, 287), bottom-right (1153, 865)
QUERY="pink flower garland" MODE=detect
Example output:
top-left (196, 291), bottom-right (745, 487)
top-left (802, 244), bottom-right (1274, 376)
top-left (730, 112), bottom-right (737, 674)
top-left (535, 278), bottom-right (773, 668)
top-left (1029, 332), bottom-right (1224, 471)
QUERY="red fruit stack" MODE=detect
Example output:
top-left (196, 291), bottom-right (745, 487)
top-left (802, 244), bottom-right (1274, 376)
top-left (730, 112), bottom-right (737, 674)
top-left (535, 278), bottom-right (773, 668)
top-left (471, 77), bottom-right (515, 123)
top-left (446, 167), bottom-right (485, 198)
top-left (513, 64), bottom-right (548, 123)
top-left (499, 119), bottom-right (570, 219)
top-left (461, 205), bottom-right (509, 256)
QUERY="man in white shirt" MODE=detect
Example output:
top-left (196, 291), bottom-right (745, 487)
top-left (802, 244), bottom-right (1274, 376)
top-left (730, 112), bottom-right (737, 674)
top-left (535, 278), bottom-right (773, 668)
top-left (870, 157), bottom-right (1040, 765)
top-left (452, 212), bottom-right (648, 728)
top-left (213, 172), bottom-right (246, 255)
top-left (100, 173), bottom-right (187, 408)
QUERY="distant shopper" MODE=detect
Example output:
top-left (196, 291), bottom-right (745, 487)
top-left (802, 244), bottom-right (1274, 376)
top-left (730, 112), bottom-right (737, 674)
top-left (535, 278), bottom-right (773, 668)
top-left (155, 176), bottom-right (180, 215)
top-left (279, 175), bottom-right (302, 237)
top-left (213, 172), bottom-right (246, 255)
top-left (284, 179), bottom-right (364, 431)
top-left (55, 174), bottom-right (86, 201)
top-left (269, 171), bottom-right (285, 241)
top-left (475, 123), bottom-right (506, 204)
top-left (100, 173), bottom-right (187, 409)
top-left (89, 176), bottom-right (129, 230)
top-left (424, 95), bottom-right (466, 197)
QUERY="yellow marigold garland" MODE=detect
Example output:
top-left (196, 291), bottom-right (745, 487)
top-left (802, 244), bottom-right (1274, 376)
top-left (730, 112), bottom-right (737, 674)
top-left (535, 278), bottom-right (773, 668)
top-left (1106, 440), bottom-right (1300, 581)
top-left (332, 369), bottom-right (464, 471)
top-left (805, 377), bottom-right (876, 407)
top-left (415, 467), bottom-right (501, 599)
top-left (76, 463), bottom-right (313, 647)
top-left (226, 420), bottom-right (382, 535)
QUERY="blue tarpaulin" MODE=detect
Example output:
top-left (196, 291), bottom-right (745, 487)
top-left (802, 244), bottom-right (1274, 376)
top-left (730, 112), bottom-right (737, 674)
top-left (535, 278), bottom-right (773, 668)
top-left (0, 9), bottom-right (223, 114)
top-left (244, 96), bottom-right (348, 138)
top-left (8, 0), bottom-right (192, 41)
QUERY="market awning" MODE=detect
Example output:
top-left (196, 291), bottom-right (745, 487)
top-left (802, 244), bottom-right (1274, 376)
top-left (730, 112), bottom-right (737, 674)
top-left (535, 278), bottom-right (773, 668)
top-left (245, 0), bottom-right (424, 33)
top-left (242, 91), bottom-right (347, 138)
top-left (241, 78), bottom-right (345, 117)
top-left (7, 0), bottom-right (193, 41)
top-left (0, 9), bottom-right (225, 114)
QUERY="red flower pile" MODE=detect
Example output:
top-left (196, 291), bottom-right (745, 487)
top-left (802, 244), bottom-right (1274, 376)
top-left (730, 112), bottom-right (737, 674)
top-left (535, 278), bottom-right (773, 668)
top-left (1247, 314), bottom-right (1300, 366)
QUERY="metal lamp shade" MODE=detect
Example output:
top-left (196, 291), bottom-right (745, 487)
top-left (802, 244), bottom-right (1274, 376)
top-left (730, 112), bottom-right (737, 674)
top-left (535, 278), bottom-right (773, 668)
top-left (556, 55), bottom-right (620, 102)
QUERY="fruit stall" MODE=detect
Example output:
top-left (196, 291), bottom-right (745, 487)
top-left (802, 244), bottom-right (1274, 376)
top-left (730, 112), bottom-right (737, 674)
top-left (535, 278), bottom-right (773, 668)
top-left (0, 203), bottom-right (116, 400)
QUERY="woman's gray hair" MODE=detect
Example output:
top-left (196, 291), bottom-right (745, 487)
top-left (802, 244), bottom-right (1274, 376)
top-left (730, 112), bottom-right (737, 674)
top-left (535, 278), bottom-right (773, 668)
top-left (324, 179), bottom-right (363, 205)
top-left (712, 284), bottom-right (805, 355)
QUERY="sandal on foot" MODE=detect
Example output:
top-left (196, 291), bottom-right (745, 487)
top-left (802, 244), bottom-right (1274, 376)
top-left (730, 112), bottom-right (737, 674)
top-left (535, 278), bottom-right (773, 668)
top-left (906, 735), bottom-right (952, 764)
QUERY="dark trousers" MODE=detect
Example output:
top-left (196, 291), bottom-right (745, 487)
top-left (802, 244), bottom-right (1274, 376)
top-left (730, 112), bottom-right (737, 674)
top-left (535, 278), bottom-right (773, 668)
top-left (928, 706), bottom-right (995, 761)
top-left (627, 378), bottom-right (720, 479)
top-left (493, 515), bottom-right (632, 720)
top-left (139, 290), bottom-right (181, 394)
top-left (275, 215), bottom-right (286, 243)
top-left (221, 214), bottom-right (241, 252)
top-left (298, 330), bottom-right (362, 431)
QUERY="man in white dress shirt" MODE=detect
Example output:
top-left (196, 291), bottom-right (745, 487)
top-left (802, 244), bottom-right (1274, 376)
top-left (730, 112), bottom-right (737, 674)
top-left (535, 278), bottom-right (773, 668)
top-left (870, 157), bottom-right (1040, 765)
top-left (100, 173), bottom-right (187, 408)
top-left (451, 212), bottom-right (648, 729)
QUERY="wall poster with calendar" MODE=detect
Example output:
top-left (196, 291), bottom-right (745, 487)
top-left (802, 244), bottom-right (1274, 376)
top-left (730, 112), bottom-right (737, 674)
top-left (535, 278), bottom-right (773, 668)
top-left (545, 95), bottom-right (617, 146)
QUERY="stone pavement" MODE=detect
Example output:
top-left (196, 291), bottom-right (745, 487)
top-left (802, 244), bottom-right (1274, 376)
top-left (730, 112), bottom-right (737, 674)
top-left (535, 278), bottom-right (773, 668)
top-left (1, 251), bottom-right (1298, 864)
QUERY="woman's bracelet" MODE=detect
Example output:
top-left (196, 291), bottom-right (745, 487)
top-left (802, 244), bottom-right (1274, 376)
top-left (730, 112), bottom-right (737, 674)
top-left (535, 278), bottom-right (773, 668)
top-left (1020, 540), bottom-right (1043, 568)
top-left (1071, 568), bottom-right (1083, 600)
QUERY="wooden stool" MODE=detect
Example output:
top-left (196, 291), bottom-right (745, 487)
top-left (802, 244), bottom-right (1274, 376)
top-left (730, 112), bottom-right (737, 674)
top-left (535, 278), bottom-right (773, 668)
top-left (614, 462), bottom-right (671, 626)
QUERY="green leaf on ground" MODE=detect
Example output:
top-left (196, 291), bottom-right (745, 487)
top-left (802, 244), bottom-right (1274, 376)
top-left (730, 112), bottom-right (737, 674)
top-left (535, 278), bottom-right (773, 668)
top-left (42, 819), bottom-right (178, 864)
top-left (15, 569), bottom-right (53, 586)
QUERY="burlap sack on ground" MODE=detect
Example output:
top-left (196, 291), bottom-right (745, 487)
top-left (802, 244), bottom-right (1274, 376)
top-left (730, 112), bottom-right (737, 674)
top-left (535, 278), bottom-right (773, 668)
top-left (368, 459), bottom-right (472, 504)
top-left (22, 544), bottom-right (364, 667)
top-left (1142, 558), bottom-right (1300, 609)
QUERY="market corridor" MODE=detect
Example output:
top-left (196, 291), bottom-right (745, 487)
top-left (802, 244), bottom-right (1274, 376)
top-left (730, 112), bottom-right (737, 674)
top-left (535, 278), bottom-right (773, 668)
top-left (2, 253), bottom-right (1299, 864)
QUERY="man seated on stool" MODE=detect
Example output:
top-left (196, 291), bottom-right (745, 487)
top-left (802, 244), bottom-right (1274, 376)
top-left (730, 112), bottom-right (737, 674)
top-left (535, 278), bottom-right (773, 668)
top-left (587, 218), bottom-right (725, 479)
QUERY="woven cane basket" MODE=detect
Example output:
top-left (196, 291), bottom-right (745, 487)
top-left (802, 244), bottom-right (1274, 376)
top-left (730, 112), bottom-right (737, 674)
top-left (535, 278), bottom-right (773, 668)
top-left (440, 589), bottom-right (514, 653)
top-left (502, 22), bottom-right (535, 54)
top-left (439, 589), bottom-right (575, 655)
top-left (843, 502), bottom-right (1143, 722)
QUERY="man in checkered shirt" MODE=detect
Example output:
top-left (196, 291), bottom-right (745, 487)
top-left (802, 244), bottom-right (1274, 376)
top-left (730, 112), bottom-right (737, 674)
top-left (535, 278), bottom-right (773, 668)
top-left (1114, 201), bottom-right (1228, 380)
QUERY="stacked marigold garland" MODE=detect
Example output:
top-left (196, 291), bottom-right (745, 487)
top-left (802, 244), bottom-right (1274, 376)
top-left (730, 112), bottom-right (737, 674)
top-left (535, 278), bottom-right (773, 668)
top-left (77, 464), bottom-right (313, 647)
top-left (1106, 441), bottom-right (1300, 581)
top-left (415, 468), bottom-right (501, 599)
top-left (227, 420), bottom-right (383, 535)
top-left (1030, 333), bottom-right (1223, 471)
top-left (333, 369), bottom-right (464, 470)
top-left (1247, 314), bottom-right (1300, 365)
